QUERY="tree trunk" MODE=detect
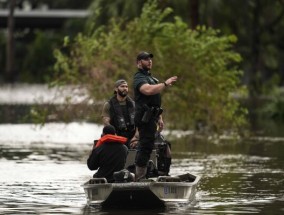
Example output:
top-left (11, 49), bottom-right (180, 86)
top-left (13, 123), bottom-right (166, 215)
top-left (189, 0), bottom-right (199, 29)
top-left (247, 0), bottom-right (262, 131)
top-left (249, 0), bottom-right (261, 98)
top-left (6, 0), bottom-right (16, 82)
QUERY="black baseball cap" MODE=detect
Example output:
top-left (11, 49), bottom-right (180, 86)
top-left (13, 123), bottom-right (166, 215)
top-left (136, 51), bottom-right (154, 61)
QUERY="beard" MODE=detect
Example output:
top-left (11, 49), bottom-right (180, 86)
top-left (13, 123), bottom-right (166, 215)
top-left (141, 63), bottom-right (152, 71)
top-left (117, 89), bottom-right (128, 97)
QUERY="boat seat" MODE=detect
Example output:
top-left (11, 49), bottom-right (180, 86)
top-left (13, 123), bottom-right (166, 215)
top-left (157, 176), bottom-right (181, 182)
top-left (89, 178), bottom-right (107, 184)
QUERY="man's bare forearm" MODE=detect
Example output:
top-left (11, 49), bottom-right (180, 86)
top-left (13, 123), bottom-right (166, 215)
top-left (102, 116), bottom-right (110, 125)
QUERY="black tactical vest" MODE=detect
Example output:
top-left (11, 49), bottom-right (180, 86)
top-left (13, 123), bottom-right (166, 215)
top-left (109, 96), bottom-right (135, 138)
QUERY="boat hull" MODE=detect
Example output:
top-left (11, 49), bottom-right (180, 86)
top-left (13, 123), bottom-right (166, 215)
top-left (83, 173), bottom-right (200, 209)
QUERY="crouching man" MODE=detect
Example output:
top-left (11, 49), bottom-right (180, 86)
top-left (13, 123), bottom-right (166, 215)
top-left (87, 125), bottom-right (128, 183)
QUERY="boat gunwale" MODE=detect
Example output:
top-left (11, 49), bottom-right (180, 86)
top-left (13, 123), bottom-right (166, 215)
top-left (82, 175), bottom-right (201, 189)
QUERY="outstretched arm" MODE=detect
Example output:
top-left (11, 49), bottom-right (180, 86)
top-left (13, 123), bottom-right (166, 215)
top-left (139, 76), bottom-right (178, 95)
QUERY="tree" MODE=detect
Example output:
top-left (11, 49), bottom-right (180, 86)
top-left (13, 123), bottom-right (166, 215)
top-left (199, 0), bottom-right (284, 94)
top-left (5, 0), bottom-right (16, 82)
top-left (190, 0), bottom-right (199, 29)
top-left (48, 0), bottom-right (247, 134)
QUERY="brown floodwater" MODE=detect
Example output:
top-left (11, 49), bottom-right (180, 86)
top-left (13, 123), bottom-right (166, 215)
top-left (0, 123), bottom-right (284, 214)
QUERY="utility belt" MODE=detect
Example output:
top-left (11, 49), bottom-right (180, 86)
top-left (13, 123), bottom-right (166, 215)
top-left (141, 105), bottom-right (163, 123)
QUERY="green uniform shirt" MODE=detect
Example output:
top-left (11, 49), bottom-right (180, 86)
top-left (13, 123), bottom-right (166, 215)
top-left (133, 69), bottom-right (161, 111)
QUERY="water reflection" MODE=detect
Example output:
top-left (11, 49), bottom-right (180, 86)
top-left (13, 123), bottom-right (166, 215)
top-left (0, 123), bottom-right (284, 214)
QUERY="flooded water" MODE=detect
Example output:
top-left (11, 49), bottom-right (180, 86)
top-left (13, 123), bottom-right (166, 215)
top-left (0, 123), bottom-right (284, 215)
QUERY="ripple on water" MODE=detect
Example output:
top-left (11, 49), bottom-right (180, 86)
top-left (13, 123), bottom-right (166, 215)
top-left (0, 123), bottom-right (284, 214)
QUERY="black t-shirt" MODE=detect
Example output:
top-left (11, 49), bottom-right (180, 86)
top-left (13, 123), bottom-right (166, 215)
top-left (133, 69), bottom-right (161, 111)
top-left (87, 142), bottom-right (128, 182)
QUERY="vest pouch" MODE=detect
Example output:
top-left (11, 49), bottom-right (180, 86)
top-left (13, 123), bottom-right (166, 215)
top-left (117, 116), bottom-right (127, 130)
top-left (130, 112), bottom-right (135, 125)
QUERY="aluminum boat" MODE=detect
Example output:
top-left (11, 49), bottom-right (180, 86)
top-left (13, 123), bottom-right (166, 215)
top-left (82, 172), bottom-right (200, 209)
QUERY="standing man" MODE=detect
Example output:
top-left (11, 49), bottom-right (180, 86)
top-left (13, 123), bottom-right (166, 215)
top-left (101, 79), bottom-right (138, 148)
top-left (133, 51), bottom-right (178, 180)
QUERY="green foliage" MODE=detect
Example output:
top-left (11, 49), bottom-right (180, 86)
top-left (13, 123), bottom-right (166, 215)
top-left (199, 0), bottom-right (284, 95)
top-left (29, 105), bottom-right (50, 127)
top-left (259, 87), bottom-right (284, 121)
top-left (52, 0), bottom-right (247, 133)
top-left (20, 31), bottom-right (59, 83)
